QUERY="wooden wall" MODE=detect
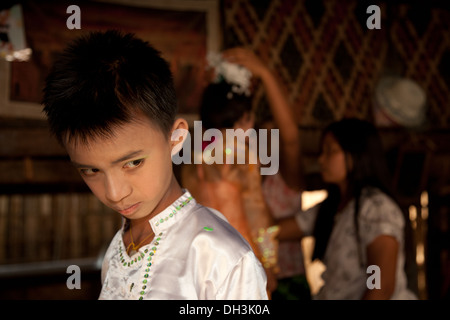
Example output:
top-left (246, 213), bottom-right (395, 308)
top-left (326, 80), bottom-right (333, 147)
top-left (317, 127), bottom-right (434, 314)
top-left (0, 118), bottom-right (122, 299)
top-left (222, 0), bottom-right (450, 129)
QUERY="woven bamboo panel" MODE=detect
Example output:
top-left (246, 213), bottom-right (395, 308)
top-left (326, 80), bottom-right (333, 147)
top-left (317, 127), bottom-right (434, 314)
top-left (222, 0), bottom-right (450, 128)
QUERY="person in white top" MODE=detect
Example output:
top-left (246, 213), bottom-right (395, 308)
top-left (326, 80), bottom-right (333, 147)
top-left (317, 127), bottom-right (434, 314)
top-left (277, 118), bottom-right (417, 300)
top-left (42, 30), bottom-right (268, 300)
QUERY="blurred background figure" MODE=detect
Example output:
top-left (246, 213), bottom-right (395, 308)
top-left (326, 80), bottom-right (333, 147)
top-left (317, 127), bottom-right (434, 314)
top-left (278, 118), bottom-right (418, 299)
top-left (182, 48), bottom-right (310, 299)
top-left (181, 78), bottom-right (278, 296)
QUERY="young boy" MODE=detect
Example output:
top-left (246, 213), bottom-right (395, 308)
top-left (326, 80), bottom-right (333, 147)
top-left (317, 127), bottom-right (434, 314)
top-left (42, 30), bottom-right (268, 300)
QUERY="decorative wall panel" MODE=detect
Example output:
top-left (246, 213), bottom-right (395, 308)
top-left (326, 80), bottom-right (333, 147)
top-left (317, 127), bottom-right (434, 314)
top-left (222, 0), bottom-right (450, 128)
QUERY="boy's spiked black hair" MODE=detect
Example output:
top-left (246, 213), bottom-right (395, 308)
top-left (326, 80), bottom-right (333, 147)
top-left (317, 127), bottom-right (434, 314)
top-left (42, 30), bottom-right (178, 145)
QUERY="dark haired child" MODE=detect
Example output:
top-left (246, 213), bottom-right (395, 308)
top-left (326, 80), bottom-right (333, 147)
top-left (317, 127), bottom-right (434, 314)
top-left (43, 30), bottom-right (268, 300)
top-left (181, 48), bottom-right (311, 298)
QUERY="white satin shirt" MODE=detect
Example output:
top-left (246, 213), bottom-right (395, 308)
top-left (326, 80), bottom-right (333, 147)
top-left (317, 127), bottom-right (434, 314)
top-left (99, 190), bottom-right (268, 300)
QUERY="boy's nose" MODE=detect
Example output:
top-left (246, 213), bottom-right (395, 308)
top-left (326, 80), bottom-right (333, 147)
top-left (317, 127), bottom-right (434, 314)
top-left (104, 174), bottom-right (131, 203)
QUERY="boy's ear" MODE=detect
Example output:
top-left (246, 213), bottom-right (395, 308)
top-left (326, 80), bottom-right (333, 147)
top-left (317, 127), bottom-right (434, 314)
top-left (170, 118), bottom-right (189, 157)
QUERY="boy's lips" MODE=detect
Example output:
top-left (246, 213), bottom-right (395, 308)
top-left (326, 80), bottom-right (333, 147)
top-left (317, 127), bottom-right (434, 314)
top-left (117, 202), bottom-right (141, 216)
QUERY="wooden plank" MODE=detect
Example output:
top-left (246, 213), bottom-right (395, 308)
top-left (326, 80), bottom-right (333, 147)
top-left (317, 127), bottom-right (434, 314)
top-left (0, 158), bottom-right (82, 184)
top-left (0, 128), bottom-right (65, 157)
top-left (24, 195), bottom-right (39, 262)
top-left (9, 194), bottom-right (24, 263)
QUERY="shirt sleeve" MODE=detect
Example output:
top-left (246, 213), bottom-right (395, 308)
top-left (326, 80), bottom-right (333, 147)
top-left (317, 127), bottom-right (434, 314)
top-left (100, 233), bottom-right (119, 286)
top-left (294, 203), bottom-right (320, 237)
top-left (101, 254), bottom-right (109, 285)
top-left (358, 192), bottom-right (405, 248)
top-left (215, 251), bottom-right (269, 300)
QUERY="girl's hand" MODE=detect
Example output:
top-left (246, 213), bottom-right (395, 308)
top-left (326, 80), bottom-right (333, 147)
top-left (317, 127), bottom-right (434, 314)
top-left (222, 47), bottom-right (269, 79)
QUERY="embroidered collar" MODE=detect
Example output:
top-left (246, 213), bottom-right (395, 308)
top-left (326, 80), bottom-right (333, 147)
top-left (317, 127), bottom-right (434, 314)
top-left (148, 190), bottom-right (195, 233)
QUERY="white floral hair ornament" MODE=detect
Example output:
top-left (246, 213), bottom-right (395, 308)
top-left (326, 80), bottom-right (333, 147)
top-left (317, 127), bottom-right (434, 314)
top-left (207, 52), bottom-right (252, 99)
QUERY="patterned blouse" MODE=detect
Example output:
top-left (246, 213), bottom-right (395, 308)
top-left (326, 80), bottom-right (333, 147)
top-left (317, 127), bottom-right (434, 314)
top-left (295, 187), bottom-right (417, 299)
top-left (262, 172), bottom-right (305, 279)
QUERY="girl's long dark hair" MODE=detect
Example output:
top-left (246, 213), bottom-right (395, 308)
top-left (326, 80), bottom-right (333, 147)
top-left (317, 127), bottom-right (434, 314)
top-left (312, 118), bottom-right (396, 264)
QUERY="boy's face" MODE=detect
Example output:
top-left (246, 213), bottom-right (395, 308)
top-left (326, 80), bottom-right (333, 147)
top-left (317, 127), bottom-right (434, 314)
top-left (65, 118), bottom-right (180, 221)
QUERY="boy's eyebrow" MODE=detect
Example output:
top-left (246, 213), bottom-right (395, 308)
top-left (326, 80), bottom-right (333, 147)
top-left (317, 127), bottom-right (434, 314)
top-left (111, 150), bottom-right (145, 165)
top-left (71, 150), bottom-right (145, 168)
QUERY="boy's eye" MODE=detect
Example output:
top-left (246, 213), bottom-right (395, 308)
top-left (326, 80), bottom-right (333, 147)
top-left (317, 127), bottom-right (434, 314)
top-left (80, 168), bottom-right (99, 176)
top-left (124, 159), bottom-right (144, 169)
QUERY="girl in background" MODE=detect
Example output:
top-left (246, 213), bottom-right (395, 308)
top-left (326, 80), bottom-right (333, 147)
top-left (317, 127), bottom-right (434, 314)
top-left (278, 118), bottom-right (418, 299)
top-left (182, 79), bottom-right (278, 295)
